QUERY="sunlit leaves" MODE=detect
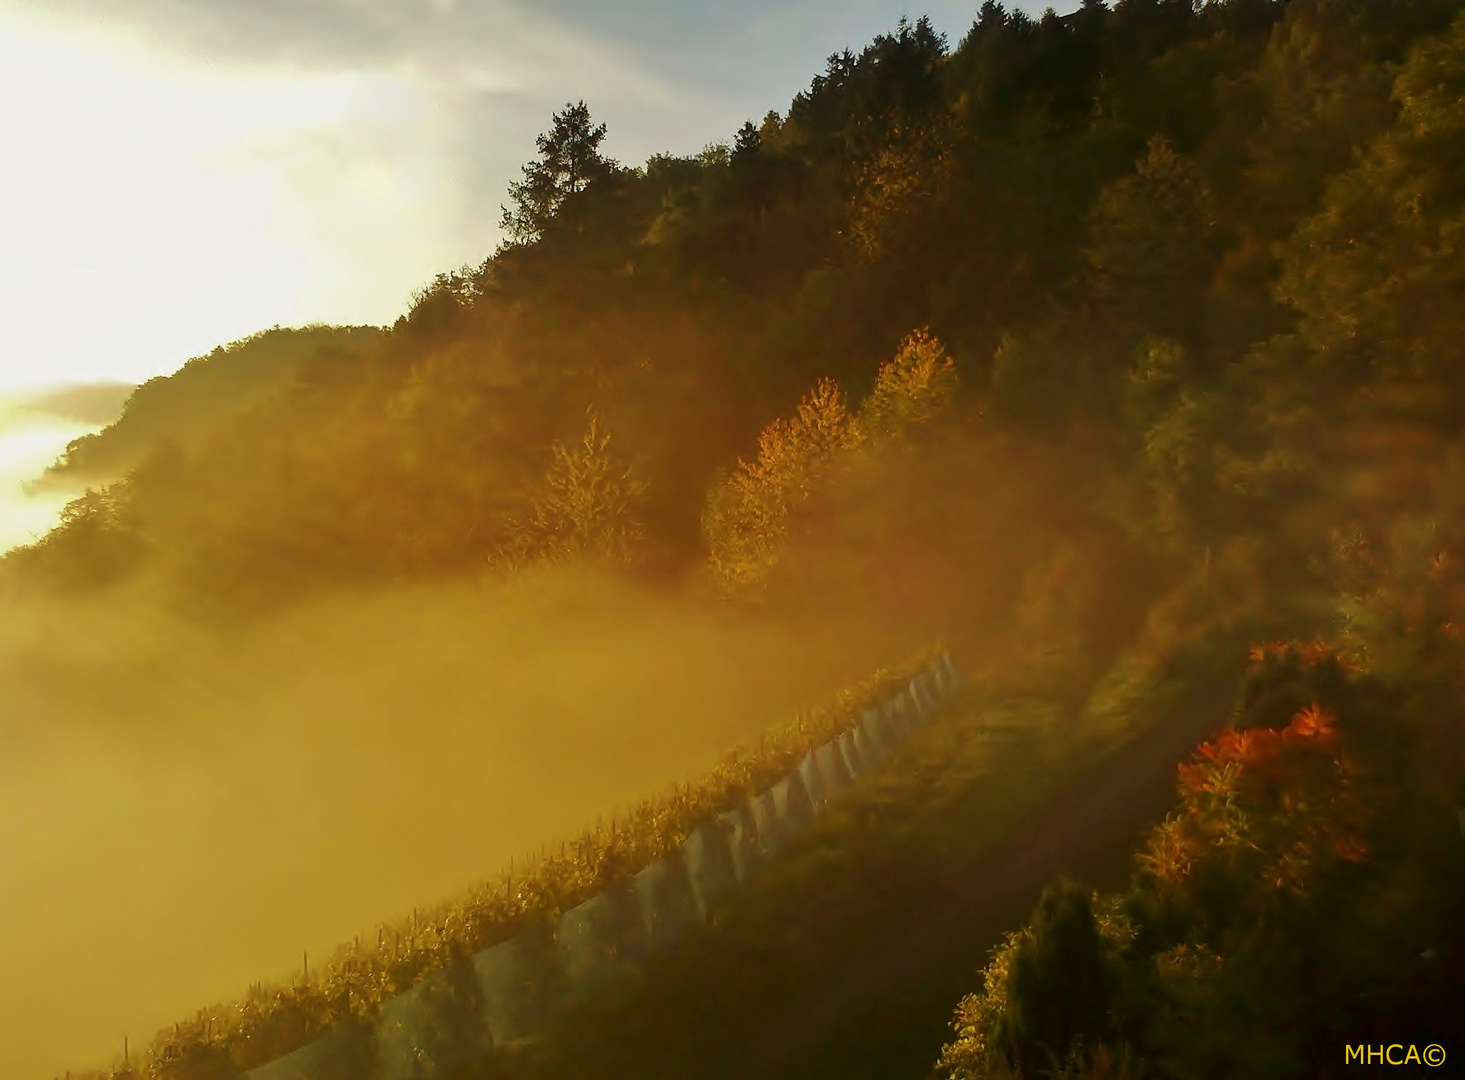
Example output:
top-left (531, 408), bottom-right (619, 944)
top-left (492, 408), bottom-right (649, 569)
top-left (1276, 12), bottom-right (1465, 401)
top-left (703, 330), bottom-right (958, 594)
top-left (847, 121), bottom-right (953, 259)
top-left (937, 888), bottom-right (1138, 1079)
top-left (702, 377), bottom-right (855, 593)
top-left (856, 328), bottom-right (960, 440)
top-left (1146, 701), bottom-right (1369, 907)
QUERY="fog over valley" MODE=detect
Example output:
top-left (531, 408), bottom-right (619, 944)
top-left (0, 569), bottom-right (957, 1077)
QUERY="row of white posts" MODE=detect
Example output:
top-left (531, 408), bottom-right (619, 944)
top-left (245, 652), bottom-right (966, 1080)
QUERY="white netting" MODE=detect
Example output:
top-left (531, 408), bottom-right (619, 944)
top-left (471, 926), bottom-right (560, 1047)
top-left (633, 854), bottom-right (703, 951)
top-left (554, 886), bottom-right (644, 998)
top-left (682, 819), bottom-right (739, 918)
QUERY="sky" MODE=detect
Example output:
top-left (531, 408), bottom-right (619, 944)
top-left (0, 0), bottom-right (1073, 395)
top-left (0, 0), bottom-right (1069, 550)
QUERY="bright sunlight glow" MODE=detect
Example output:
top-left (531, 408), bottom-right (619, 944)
top-left (0, 8), bottom-right (490, 393)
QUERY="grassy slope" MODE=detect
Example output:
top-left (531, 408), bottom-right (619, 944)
top-left (498, 630), bottom-right (1255, 1080)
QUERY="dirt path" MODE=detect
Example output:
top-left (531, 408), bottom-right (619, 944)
top-left (725, 704), bottom-right (1225, 1080)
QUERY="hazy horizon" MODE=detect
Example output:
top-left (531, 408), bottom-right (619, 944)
top-left (0, 387), bottom-right (126, 552)
top-left (0, 0), bottom-right (1074, 396)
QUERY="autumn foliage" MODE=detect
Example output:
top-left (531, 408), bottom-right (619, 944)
top-left (1144, 703), bottom-right (1370, 902)
top-left (942, 621), bottom-right (1465, 1079)
top-left (701, 329), bottom-right (957, 593)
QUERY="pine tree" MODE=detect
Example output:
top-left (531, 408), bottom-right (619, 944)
top-left (500, 100), bottom-right (618, 245)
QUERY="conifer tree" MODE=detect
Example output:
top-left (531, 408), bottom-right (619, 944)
top-left (500, 100), bottom-right (617, 245)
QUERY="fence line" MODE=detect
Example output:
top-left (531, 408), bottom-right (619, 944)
top-left (243, 651), bottom-right (967, 1080)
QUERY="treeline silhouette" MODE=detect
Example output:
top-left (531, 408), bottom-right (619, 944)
top-left (42, 326), bottom-right (386, 484)
top-left (10, 0), bottom-right (1463, 615)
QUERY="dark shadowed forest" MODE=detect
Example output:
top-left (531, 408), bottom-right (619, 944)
top-left (6, 0), bottom-right (1465, 1077)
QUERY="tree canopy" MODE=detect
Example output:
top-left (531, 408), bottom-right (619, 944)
top-left (499, 100), bottom-right (618, 245)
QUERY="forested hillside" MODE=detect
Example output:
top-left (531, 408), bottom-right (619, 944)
top-left (8, 0), bottom-right (1461, 619)
top-left (940, 635), bottom-right (1465, 1078)
top-left (41, 325), bottom-right (387, 485)
top-left (13, 1), bottom-right (1465, 1077)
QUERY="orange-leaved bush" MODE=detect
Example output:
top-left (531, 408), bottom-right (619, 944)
top-left (1142, 703), bottom-right (1370, 905)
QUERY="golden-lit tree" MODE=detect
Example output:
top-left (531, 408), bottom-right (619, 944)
top-left (702, 378), bottom-right (854, 592)
top-left (848, 123), bottom-right (952, 258)
top-left (1277, 11), bottom-right (1465, 405)
top-left (1140, 703), bottom-right (1370, 902)
top-left (855, 327), bottom-right (959, 439)
top-left (493, 408), bottom-right (648, 568)
top-left (704, 329), bottom-right (958, 593)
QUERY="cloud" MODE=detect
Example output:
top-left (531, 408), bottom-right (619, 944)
top-left (7, 1), bottom-right (692, 89)
top-left (0, 0), bottom-right (759, 194)
top-left (7, 382), bottom-right (134, 425)
top-left (3, 1), bottom-right (996, 112)
top-left (14, 0), bottom-right (469, 69)
top-left (0, 0), bottom-right (1066, 397)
